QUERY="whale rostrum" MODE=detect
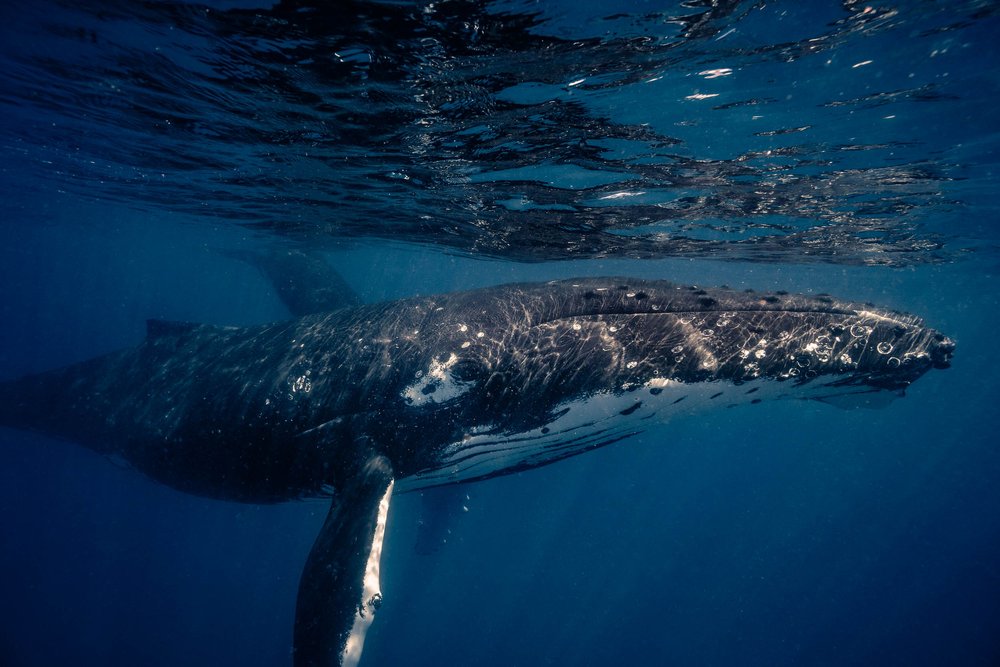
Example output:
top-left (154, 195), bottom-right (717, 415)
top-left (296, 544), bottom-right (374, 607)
top-left (0, 276), bottom-right (955, 666)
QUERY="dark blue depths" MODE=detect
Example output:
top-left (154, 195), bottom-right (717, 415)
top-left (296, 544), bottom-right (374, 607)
top-left (1, 1), bottom-right (999, 666)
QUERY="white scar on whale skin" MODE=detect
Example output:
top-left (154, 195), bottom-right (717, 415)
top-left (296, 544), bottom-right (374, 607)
top-left (341, 480), bottom-right (394, 667)
top-left (402, 352), bottom-right (475, 406)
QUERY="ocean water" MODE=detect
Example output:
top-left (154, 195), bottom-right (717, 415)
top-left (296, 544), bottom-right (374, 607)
top-left (0, 1), bottom-right (998, 666)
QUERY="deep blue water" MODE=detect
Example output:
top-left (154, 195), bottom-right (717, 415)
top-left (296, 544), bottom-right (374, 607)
top-left (1, 2), bottom-right (999, 666)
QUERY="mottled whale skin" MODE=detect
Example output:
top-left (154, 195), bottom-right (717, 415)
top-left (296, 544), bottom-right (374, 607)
top-left (0, 277), bottom-right (954, 666)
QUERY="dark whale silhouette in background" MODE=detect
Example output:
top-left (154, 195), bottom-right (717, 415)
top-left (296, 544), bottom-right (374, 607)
top-left (0, 254), bottom-right (955, 666)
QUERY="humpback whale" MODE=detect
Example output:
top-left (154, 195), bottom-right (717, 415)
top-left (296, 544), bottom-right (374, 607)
top-left (0, 273), bottom-right (954, 666)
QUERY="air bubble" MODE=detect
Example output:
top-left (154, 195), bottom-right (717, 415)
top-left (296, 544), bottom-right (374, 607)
top-left (887, 357), bottom-right (901, 368)
top-left (877, 341), bottom-right (893, 354)
top-left (671, 345), bottom-right (684, 354)
top-left (850, 324), bottom-right (869, 337)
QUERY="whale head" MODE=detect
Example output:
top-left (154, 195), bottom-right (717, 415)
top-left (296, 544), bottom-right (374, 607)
top-left (390, 278), bottom-right (954, 487)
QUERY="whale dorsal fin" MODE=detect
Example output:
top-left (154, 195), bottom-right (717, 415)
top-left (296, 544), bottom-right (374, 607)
top-left (220, 248), bottom-right (361, 317)
top-left (294, 454), bottom-right (394, 667)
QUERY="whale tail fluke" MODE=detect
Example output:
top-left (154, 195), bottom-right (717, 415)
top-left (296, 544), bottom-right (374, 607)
top-left (218, 247), bottom-right (361, 317)
top-left (0, 352), bottom-right (124, 451)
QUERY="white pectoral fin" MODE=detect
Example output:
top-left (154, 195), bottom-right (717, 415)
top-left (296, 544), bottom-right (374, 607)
top-left (342, 478), bottom-right (394, 667)
top-left (293, 456), bottom-right (394, 667)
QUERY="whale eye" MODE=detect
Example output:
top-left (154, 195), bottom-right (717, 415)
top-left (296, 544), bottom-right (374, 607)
top-left (450, 358), bottom-right (484, 382)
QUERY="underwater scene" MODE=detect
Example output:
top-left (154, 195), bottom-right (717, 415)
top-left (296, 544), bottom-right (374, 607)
top-left (0, 1), bottom-right (998, 665)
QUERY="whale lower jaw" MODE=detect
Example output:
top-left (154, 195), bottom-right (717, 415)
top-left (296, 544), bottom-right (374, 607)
top-left (397, 375), bottom-right (889, 492)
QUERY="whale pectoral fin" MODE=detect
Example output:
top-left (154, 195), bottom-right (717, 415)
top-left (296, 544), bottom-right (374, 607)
top-left (294, 456), bottom-right (394, 667)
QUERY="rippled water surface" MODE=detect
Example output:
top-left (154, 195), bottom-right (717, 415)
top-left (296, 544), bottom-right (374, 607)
top-left (0, 2), bottom-right (998, 666)
top-left (2, 0), bottom-right (997, 263)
